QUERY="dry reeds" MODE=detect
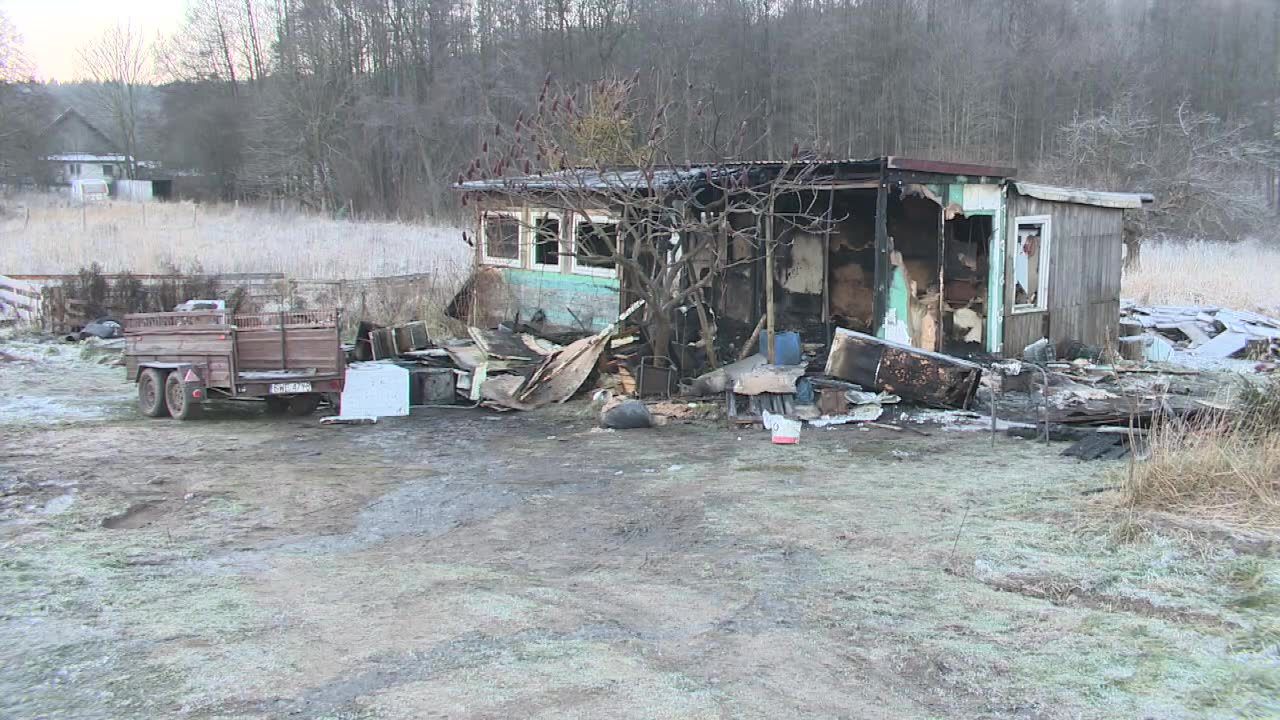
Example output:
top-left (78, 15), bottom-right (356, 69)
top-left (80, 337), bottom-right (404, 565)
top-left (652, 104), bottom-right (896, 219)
top-left (1122, 377), bottom-right (1280, 529)
top-left (1123, 238), bottom-right (1280, 316)
top-left (0, 192), bottom-right (470, 280)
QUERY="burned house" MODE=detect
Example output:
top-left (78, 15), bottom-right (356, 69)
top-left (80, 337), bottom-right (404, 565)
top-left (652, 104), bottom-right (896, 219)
top-left (454, 157), bottom-right (1151, 364)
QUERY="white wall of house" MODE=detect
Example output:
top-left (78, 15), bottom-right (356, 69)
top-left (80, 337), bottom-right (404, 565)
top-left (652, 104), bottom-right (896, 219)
top-left (56, 158), bottom-right (127, 184)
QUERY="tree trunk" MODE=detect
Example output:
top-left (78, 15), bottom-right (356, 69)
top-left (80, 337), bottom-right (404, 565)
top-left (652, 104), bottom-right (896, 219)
top-left (647, 315), bottom-right (674, 367)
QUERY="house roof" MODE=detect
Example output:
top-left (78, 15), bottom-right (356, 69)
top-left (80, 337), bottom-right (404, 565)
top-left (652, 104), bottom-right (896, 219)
top-left (1013, 181), bottom-right (1153, 209)
top-left (42, 107), bottom-right (121, 155)
top-left (48, 153), bottom-right (129, 163)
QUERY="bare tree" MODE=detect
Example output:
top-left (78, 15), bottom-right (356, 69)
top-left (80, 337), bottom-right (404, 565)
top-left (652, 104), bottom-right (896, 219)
top-left (42, 0), bottom-right (1274, 239)
top-left (78, 24), bottom-right (151, 179)
top-left (156, 0), bottom-right (270, 89)
top-left (1042, 95), bottom-right (1279, 242)
top-left (466, 75), bottom-right (831, 364)
top-left (0, 10), bottom-right (52, 183)
top-left (0, 10), bottom-right (32, 82)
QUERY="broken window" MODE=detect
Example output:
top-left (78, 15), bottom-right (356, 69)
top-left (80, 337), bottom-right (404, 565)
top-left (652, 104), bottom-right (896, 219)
top-left (532, 213), bottom-right (562, 270)
top-left (481, 213), bottom-right (520, 265)
top-left (572, 215), bottom-right (619, 276)
top-left (1013, 215), bottom-right (1051, 312)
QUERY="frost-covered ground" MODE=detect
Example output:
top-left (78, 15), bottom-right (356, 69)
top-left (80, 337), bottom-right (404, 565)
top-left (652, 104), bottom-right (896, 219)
top-left (2, 345), bottom-right (1278, 719)
top-left (0, 333), bottom-right (133, 426)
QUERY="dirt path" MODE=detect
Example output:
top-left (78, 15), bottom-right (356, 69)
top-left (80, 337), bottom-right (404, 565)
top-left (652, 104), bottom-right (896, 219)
top-left (2, 337), bottom-right (1277, 719)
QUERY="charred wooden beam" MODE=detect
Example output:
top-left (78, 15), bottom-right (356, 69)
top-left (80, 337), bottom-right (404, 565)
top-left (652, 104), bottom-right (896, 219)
top-left (872, 160), bottom-right (889, 333)
top-left (823, 328), bottom-right (983, 409)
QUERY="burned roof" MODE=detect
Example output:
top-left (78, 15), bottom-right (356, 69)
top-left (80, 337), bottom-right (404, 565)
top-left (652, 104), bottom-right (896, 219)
top-left (454, 166), bottom-right (706, 193)
top-left (453, 157), bottom-right (1017, 195)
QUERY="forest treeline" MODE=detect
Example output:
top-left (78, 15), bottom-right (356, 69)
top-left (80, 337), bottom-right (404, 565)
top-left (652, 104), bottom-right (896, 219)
top-left (2, 0), bottom-right (1279, 237)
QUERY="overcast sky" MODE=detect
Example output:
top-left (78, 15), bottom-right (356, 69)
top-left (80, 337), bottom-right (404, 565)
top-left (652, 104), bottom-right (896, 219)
top-left (2, 0), bottom-right (185, 81)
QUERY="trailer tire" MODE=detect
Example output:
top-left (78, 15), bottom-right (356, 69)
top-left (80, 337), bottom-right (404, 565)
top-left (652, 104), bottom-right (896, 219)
top-left (165, 373), bottom-right (203, 421)
top-left (138, 368), bottom-right (170, 418)
top-left (286, 394), bottom-right (321, 416)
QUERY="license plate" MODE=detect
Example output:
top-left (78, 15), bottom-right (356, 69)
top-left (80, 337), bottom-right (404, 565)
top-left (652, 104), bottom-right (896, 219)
top-left (269, 382), bottom-right (312, 394)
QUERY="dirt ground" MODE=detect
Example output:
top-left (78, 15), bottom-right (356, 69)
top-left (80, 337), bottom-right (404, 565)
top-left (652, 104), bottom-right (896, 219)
top-left (2, 334), bottom-right (1278, 719)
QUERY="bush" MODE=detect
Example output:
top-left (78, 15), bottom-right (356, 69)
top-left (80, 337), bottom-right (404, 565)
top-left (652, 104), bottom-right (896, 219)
top-left (1122, 376), bottom-right (1280, 529)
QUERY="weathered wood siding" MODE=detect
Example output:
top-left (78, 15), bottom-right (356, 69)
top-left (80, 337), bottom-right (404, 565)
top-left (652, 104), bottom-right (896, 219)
top-left (1003, 194), bottom-right (1123, 353)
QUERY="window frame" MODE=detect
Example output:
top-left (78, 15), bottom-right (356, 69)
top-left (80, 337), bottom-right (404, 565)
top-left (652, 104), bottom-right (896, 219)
top-left (479, 210), bottom-right (522, 268)
top-left (569, 212), bottom-right (621, 279)
top-left (528, 209), bottom-right (565, 272)
top-left (1011, 214), bottom-right (1052, 314)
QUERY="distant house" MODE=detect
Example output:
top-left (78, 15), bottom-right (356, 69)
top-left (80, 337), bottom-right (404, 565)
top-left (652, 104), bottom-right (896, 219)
top-left (41, 108), bottom-right (130, 185)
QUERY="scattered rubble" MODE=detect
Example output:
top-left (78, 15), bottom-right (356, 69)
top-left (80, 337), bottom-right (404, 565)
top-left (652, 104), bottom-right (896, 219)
top-left (1121, 302), bottom-right (1280, 370)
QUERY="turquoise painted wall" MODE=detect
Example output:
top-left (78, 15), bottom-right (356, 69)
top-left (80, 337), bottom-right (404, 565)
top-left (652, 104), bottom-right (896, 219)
top-left (499, 267), bottom-right (620, 331)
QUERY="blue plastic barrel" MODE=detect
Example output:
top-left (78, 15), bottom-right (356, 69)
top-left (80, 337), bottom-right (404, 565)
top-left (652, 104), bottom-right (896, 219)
top-left (760, 331), bottom-right (802, 365)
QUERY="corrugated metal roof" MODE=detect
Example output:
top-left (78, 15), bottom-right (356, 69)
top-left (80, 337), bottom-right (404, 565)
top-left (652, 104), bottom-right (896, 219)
top-left (454, 158), bottom-right (1023, 194)
top-left (1013, 181), bottom-right (1153, 209)
top-left (455, 167), bottom-right (707, 192)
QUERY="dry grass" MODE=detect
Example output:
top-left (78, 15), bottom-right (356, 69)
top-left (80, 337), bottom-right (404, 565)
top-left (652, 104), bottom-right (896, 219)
top-left (0, 191), bottom-right (470, 280)
top-left (1123, 238), bottom-right (1280, 315)
top-left (1122, 378), bottom-right (1280, 530)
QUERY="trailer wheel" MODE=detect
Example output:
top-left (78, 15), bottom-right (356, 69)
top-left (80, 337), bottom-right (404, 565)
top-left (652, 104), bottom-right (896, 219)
top-left (165, 373), bottom-right (204, 421)
top-left (138, 368), bottom-right (170, 418)
top-left (286, 394), bottom-right (321, 416)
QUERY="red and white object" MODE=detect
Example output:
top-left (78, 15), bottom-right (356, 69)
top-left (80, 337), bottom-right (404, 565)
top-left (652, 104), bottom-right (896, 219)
top-left (762, 410), bottom-right (801, 445)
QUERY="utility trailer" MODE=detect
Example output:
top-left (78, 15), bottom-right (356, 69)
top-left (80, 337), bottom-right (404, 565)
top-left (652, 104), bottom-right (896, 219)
top-left (124, 309), bottom-right (346, 420)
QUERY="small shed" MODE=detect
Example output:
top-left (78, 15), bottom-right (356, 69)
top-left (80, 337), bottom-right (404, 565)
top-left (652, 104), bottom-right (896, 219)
top-left (455, 158), bottom-right (1151, 360)
top-left (1000, 182), bottom-right (1150, 353)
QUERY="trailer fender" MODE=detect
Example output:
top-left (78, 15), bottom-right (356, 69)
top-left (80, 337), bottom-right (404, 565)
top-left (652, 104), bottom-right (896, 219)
top-left (140, 362), bottom-right (208, 397)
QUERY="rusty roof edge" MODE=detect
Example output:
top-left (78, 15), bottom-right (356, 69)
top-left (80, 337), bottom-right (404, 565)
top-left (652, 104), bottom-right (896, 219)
top-left (886, 156), bottom-right (1016, 177)
top-left (1012, 181), bottom-right (1153, 209)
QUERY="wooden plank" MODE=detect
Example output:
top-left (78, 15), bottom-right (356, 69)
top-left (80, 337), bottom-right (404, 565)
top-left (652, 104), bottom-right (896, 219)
top-left (128, 335), bottom-right (233, 355)
top-left (1175, 322), bottom-right (1212, 347)
top-left (1192, 330), bottom-right (1250, 359)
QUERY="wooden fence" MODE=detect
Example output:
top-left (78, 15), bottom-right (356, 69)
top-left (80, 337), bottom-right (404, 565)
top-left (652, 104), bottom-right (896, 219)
top-left (2, 271), bottom-right (461, 336)
top-left (0, 274), bottom-right (42, 324)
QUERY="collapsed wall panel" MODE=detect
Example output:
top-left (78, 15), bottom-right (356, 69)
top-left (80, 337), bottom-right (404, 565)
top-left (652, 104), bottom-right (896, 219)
top-left (824, 327), bottom-right (982, 408)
